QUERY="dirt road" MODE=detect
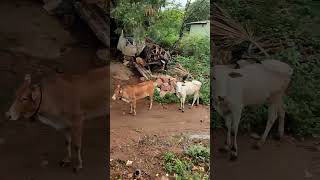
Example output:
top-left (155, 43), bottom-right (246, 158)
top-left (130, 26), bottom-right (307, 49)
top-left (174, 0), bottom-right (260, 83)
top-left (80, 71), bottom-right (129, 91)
top-left (213, 130), bottom-right (320, 180)
top-left (110, 98), bottom-right (210, 178)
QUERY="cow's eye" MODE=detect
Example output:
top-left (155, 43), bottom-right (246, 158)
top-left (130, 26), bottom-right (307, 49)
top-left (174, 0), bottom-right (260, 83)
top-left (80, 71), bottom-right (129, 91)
top-left (21, 97), bottom-right (28, 101)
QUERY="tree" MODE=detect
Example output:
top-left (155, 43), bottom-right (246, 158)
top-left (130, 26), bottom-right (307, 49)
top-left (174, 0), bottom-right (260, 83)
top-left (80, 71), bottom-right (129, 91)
top-left (147, 8), bottom-right (184, 47)
top-left (111, 0), bottom-right (167, 40)
top-left (185, 0), bottom-right (210, 23)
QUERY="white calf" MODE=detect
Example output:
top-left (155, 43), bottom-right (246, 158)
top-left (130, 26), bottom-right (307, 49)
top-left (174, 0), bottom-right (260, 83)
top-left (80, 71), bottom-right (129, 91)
top-left (176, 80), bottom-right (202, 112)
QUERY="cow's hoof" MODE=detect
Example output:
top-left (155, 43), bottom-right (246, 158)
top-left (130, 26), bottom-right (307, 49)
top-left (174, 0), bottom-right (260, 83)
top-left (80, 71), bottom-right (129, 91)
top-left (253, 142), bottom-right (262, 150)
top-left (229, 152), bottom-right (238, 161)
top-left (59, 160), bottom-right (71, 167)
top-left (182, 110), bottom-right (185, 113)
top-left (73, 166), bottom-right (83, 173)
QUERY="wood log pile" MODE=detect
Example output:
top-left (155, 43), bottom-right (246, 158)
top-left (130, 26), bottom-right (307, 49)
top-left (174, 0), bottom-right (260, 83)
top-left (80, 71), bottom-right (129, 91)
top-left (140, 38), bottom-right (171, 70)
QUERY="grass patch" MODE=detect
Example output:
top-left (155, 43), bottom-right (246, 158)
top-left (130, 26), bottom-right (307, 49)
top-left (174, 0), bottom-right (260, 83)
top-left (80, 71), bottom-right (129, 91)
top-left (154, 89), bottom-right (179, 104)
top-left (163, 145), bottom-right (210, 179)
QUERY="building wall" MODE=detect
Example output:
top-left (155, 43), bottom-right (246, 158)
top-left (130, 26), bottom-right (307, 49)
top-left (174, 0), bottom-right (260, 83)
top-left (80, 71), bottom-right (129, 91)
top-left (189, 22), bottom-right (210, 37)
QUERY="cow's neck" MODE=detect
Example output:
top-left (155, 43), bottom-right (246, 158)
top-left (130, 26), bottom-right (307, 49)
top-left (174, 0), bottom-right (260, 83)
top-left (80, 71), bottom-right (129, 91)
top-left (120, 90), bottom-right (131, 103)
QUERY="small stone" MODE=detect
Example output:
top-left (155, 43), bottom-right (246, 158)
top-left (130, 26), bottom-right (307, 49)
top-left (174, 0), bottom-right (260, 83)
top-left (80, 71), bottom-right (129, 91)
top-left (123, 112), bottom-right (126, 115)
top-left (156, 173), bottom-right (159, 177)
top-left (126, 160), bottom-right (133, 166)
top-left (128, 173), bottom-right (133, 178)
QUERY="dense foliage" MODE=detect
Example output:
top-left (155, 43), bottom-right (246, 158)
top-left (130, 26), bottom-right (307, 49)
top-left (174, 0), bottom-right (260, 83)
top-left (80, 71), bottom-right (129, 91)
top-left (214, 0), bottom-right (320, 136)
top-left (147, 8), bottom-right (184, 47)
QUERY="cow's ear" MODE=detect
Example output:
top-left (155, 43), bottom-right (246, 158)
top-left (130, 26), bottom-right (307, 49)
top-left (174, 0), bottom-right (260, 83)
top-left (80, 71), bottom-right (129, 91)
top-left (229, 72), bottom-right (243, 78)
top-left (24, 74), bottom-right (31, 84)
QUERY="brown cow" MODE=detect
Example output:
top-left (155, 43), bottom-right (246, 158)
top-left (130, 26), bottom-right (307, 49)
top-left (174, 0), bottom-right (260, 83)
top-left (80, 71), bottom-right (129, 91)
top-left (5, 67), bottom-right (108, 172)
top-left (112, 81), bottom-right (155, 115)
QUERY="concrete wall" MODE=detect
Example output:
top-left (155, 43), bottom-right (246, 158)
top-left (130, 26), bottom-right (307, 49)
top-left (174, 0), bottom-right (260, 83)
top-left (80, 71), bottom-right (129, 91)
top-left (189, 22), bottom-right (210, 37)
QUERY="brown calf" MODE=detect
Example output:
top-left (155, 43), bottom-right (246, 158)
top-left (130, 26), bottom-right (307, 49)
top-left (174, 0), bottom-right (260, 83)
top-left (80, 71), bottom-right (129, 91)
top-left (112, 81), bottom-right (155, 115)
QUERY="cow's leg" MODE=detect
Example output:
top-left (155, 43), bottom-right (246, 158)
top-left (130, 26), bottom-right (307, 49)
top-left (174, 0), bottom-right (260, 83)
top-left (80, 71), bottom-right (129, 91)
top-left (149, 96), bottom-right (153, 110)
top-left (60, 128), bottom-right (72, 167)
top-left (129, 103), bottom-right (133, 114)
top-left (71, 116), bottom-right (84, 173)
top-left (254, 104), bottom-right (278, 149)
top-left (133, 99), bottom-right (137, 116)
top-left (196, 91), bottom-right (200, 106)
top-left (181, 96), bottom-right (186, 112)
top-left (230, 106), bottom-right (242, 161)
top-left (219, 115), bottom-right (232, 153)
top-left (191, 93), bottom-right (197, 107)
top-left (179, 98), bottom-right (182, 110)
top-left (276, 101), bottom-right (285, 140)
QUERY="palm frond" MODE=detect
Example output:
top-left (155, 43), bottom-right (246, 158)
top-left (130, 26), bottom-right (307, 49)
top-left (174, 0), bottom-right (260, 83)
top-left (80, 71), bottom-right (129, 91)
top-left (211, 3), bottom-right (269, 57)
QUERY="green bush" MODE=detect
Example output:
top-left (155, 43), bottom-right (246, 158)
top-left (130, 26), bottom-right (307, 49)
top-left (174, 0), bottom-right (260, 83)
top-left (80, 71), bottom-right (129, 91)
top-left (177, 34), bottom-right (210, 60)
top-left (185, 145), bottom-right (210, 163)
top-left (154, 89), bottom-right (179, 104)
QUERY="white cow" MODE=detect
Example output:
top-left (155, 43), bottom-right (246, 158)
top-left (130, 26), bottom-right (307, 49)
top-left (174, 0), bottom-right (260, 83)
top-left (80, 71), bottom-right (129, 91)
top-left (213, 59), bottom-right (293, 160)
top-left (176, 80), bottom-right (202, 112)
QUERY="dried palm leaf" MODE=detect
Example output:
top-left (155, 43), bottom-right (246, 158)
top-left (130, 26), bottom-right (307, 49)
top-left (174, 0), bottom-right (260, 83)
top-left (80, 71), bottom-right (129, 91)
top-left (212, 3), bottom-right (269, 57)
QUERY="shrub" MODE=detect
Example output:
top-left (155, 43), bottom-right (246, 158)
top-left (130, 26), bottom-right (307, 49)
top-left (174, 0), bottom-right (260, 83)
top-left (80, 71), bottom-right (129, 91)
top-left (177, 34), bottom-right (210, 60)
